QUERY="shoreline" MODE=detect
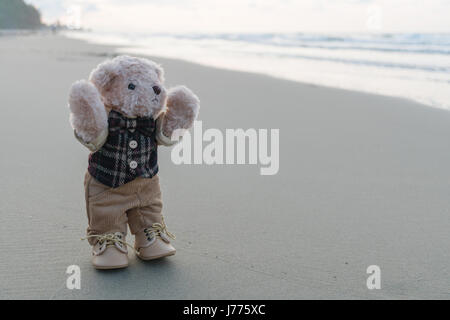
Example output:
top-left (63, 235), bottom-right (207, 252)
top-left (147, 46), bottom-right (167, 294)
top-left (62, 31), bottom-right (450, 111)
top-left (1, 33), bottom-right (450, 299)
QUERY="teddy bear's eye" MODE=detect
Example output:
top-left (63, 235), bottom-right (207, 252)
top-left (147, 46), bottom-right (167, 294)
top-left (128, 83), bottom-right (136, 90)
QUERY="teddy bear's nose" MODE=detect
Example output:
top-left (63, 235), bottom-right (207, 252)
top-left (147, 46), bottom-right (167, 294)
top-left (152, 86), bottom-right (161, 95)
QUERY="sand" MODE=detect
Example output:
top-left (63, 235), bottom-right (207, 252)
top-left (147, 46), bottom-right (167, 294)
top-left (0, 33), bottom-right (449, 299)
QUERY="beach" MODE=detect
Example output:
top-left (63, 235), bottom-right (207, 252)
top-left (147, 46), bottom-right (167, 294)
top-left (0, 33), bottom-right (449, 299)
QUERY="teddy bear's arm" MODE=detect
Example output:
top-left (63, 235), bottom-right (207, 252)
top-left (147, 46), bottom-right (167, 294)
top-left (69, 80), bottom-right (109, 152)
top-left (74, 127), bottom-right (109, 152)
top-left (155, 116), bottom-right (177, 146)
top-left (155, 86), bottom-right (200, 146)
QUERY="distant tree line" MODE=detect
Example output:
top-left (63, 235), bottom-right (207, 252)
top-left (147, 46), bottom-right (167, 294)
top-left (0, 0), bottom-right (43, 29)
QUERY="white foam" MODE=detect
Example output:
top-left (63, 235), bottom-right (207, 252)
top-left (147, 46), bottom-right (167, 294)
top-left (64, 31), bottom-right (450, 110)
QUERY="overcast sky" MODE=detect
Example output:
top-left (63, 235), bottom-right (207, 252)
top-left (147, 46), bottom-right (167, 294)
top-left (25, 0), bottom-right (450, 33)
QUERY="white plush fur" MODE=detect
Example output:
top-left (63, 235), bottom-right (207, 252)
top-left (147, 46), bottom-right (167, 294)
top-left (163, 86), bottom-right (200, 137)
top-left (68, 55), bottom-right (200, 143)
top-left (69, 80), bottom-right (108, 142)
top-left (88, 55), bottom-right (166, 118)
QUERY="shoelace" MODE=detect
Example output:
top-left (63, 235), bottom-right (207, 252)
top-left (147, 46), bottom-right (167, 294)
top-left (81, 233), bottom-right (135, 251)
top-left (81, 218), bottom-right (175, 251)
top-left (144, 217), bottom-right (176, 240)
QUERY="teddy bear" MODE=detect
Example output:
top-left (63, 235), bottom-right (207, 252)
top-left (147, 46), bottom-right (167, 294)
top-left (68, 55), bottom-right (200, 269)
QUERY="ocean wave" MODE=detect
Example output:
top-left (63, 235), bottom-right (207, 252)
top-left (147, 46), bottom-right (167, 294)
top-left (65, 31), bottom-right (450, 110)
top-left (162, 32), bottom-right (450, 55)
top-left (262, 51), bottom-right (450, 73)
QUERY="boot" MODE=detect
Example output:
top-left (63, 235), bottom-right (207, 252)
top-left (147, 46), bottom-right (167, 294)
top-left (90, 232), bottom-right (129, 269)
top-left (135, 221), bottom-right (176, 260)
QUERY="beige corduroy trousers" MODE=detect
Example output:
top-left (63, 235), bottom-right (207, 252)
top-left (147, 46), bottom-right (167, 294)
top-left (83, 171), bottom-right (163, 245)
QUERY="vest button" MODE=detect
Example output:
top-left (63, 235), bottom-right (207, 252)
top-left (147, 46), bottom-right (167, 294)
top-left (129, 140), bottom-right (138, 149)
top-left (129, 161), bottom-right (138, 169)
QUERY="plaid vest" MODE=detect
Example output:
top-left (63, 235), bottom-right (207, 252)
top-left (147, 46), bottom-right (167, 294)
top-left (88, 110), bottom-right (158, 188)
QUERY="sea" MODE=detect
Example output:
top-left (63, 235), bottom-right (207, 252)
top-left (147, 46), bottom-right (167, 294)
top-left (65, 31), bottom-right (450, 110)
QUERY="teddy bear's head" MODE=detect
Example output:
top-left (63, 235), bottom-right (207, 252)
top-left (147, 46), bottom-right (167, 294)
top-left (89, 55), bottom-right (166, 118)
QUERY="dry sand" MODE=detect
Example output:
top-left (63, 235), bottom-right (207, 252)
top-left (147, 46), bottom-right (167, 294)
top-left (0, 33), bottom-right (449, 299)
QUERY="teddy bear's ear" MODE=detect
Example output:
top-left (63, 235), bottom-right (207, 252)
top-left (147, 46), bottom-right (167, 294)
top-left (155, 63), bottom-right (165, 83)
top-left (89, 59), bottom-right (118, 92)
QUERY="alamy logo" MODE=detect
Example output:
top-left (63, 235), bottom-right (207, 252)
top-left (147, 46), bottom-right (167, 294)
top-left (170, 121), bottom-right (280, 175)
top-left (66, 265), bottom-right (81, 290)
top-left (366, 5), bottom-right (383, 31)
top-left (366, 265), bottom-right (381, 290)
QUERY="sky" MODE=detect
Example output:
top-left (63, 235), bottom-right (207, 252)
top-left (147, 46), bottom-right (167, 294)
top-left (25, 0), bottom-right (450, 33)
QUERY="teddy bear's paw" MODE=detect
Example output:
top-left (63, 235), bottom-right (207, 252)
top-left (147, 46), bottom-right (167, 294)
top-left (69, 80), bottom-right (108, 143)
top-left (164, 85), bottom-right (200, 137)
